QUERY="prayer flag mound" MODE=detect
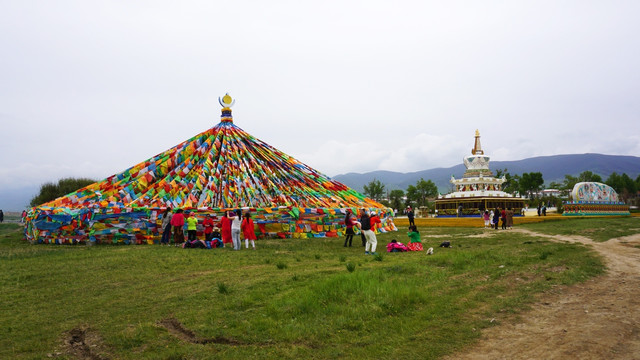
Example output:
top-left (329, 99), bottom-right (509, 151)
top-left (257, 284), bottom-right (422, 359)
top-left (25, 96), bottom-right (396, 244)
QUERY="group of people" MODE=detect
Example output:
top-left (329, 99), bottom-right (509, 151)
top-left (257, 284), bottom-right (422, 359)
top-left (160, 209), bottom-right (257, 250)
top-left (386, 225), bottom-right (424, 252)
top-left (483, 207), bottom-right (514, 230)
top-left (343, 208), bottom-right (382, 255)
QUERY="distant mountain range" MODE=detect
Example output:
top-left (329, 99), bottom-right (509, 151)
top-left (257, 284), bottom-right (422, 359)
top-left (332, 153), bottom-right (640, 194)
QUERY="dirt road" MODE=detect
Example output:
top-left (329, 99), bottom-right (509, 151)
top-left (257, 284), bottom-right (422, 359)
top-left (447, 229), bottom-right (640, 360)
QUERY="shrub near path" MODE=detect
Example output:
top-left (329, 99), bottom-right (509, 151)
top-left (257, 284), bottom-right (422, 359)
top-left (448, 218), bottom-right (640, 360)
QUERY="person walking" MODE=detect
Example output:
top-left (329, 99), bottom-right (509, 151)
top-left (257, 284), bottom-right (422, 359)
top-left (160, 208), bottom-right (173, 245)
top-left (230, 210), bottom-right (242, 250)
top-left (242, 212), bottom-right (257, 249)
top-left (359, 208), bottom-right (378, 255)
top-left (343, 209), bottom-right (356, 247)
top-left (171, 209), bottom-right (185, 245)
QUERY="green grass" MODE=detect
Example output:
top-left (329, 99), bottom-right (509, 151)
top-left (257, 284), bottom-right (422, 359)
top-left (521, 216), bottom-right (640, 242)
top-left (0, 220), bottom-right (615, 359)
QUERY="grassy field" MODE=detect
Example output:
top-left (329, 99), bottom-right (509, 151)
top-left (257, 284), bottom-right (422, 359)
top-left (521, 216), bottom-right (640, 242)
top-left (0, 218), bottom-right (623, 359)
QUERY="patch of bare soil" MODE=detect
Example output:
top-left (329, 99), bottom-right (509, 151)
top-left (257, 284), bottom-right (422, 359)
top-left (54, 326), bottom-right (110, 360)
top-left (158, 317), bottom-right (241, 345)
top-left (446, 229), bottom-right (640, 360)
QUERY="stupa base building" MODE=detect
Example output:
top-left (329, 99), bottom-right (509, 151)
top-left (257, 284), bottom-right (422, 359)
top-left (435, 130), bottom-right (525, 216)
top-left (25, 94), bottom-right (396, 244)
top-left (562, 182), bottom-right (630, 216)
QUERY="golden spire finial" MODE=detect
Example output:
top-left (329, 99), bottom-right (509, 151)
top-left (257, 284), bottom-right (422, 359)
top-left (472, 130), bottom-right (484, 155)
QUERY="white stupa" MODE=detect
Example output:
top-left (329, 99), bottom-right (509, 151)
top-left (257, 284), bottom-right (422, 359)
top-left (441, 130), bottom-right (514, 199)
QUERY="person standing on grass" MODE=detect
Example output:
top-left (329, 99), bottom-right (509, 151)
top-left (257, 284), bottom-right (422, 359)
top-left (370, 210), bottom-right (381, 233)
top-left (493, 208), bottom-right (500, 230)
top-left (220, 211), bottom-right (232, 247)
top-left (160, 208), bottom-right (173, 245)
top-left (202, 214), bottom-right (215, 242)
top-left (489, 209), bottom-right (495, 228)
top-left (483, 210), bottom-right (491, 229)
top-left (171, 209), bottom-right (185, 245)
top-left (0, 209), bottom-right (4, 223)
top-left (406, 225), bottom-right (423, 251)
top-left (242, 211), bottom-right (257, 249)
top-left (407, 206), bottom-right (415, 228)
top-left (343, 209), bottom-right (356, 247)
top-left (359, 208), bottom-right (378, 255)
top-left (186, 212), bottom-right (198, 241)
top-left (501, 207), bottom-right (507, 230)
top-left (230, 210), bottom-right (242, 250)
top-left (537, 202), bottom-right (542, 216)
top-left (506, 207), bottom-right (514, 229)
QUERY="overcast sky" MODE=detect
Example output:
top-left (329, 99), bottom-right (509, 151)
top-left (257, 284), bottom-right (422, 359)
top-left (2, 1), bottom-right (639, 200)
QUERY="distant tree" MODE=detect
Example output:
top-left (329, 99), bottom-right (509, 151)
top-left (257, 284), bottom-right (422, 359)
top-left (389, 189), bottom-right (405, 211)
top-left (562, 174), bottom-right (578, 190)
top-left (406, 178), bottom-right (438, 207)
top-left (605, 172), bottom-right (637, 203)
top-left (30, 177), bottom-right (96, 207)
top-left (519, 172), bottom-right (544, 198)
top-left (495, 168), bottom-right (519, 194)
top-left (363, 179), bottom-right (385, 202)
top-left (578, 171), bottom-right (603, 183)
top-left (547, 181), bottom-right (563, 190)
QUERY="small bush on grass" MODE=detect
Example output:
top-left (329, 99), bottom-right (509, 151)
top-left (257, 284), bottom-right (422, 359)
top-left (276, 262), bottom-right (288, 269)
top-left (346, 263), bottom-right (356, 272)
top-left (217, 282), bottom-right (229, 294)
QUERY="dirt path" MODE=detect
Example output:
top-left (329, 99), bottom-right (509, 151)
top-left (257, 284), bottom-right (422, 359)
top-left (447, 229), bottom-right (640, 360)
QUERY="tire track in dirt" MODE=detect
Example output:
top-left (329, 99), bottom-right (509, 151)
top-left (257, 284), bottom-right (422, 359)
top-left (446, 229), bottom-right (640, 360)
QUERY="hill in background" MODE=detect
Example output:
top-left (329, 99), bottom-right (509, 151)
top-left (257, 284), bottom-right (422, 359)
top-left (332, 153), bottom-right (640, 194)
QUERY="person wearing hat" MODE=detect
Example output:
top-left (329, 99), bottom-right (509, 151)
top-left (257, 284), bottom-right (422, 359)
top-left (211, 225), bottom-right (223, 248)
top-left (343, 208), bottom-right (356, 247)
top-left (370, 210), bottom-right (381, 233)
top-left (358, 208), bottom-right (378, 255)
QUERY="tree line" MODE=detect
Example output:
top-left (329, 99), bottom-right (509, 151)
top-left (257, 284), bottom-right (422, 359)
top-left (363, 170), bottom-right (640, 210)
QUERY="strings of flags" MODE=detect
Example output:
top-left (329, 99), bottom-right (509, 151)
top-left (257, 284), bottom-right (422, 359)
top-left (24, 95), bottom-right (396, 244)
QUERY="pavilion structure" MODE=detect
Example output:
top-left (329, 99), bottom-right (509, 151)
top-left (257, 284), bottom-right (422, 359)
top-left (435, 130), bottom-right (525, 216)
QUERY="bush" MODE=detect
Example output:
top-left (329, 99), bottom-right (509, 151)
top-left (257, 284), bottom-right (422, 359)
top-left (346, 263), bottom-right (356, 272)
